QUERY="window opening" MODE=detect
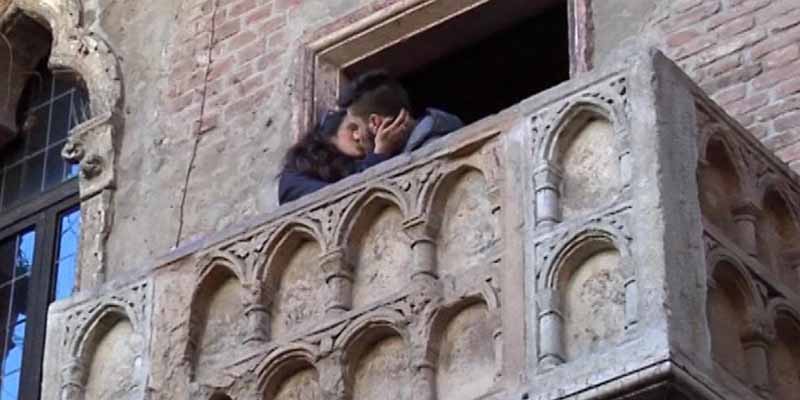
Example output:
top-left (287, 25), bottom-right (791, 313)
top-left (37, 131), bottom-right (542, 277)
top-left (343, 1), bottom-right (570, 124)
top-left (0, 59), bottom-right (88, 210)
top-left (0, 14), bottom-right (83, 399)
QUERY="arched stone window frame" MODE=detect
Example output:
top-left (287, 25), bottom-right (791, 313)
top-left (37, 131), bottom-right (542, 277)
top-left (1, 0), bottom-right (123, 290)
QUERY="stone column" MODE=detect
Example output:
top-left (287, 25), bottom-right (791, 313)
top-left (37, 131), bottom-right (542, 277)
top-left (732, 203), bottom-right (759, 256)
top-left (320, 247), bottom-right (353, 316)
top-left (410, 358), bottom-right (436, 400)
top-left (242, 284), bottom-right (270, 344)
top-left (59, 359), bottom-right (85, 400)
top-left (403, 219), bottom-right (438, 284)
top-left (742, 321), bottom-right (773, 396)
top-left (536, 289), bottom-right (565, 369)
top-left (534, 164), bottom-right (563, 228)
top-left (318, 353), bottom-right (347, 400)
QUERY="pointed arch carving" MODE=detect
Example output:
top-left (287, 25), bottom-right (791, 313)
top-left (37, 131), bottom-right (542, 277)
top-left (62, 300), bottom-right (144, 400)
top-left (535, 99), bottom-right (626, 165)
top-left (540, 226), bottom-right (633, 291)
top-left (256, 344), bottom-right (320, 397)
top-left (187, 259), bottom-right (249, 377)
top-left (257, 220), bottom-right (326, 339)
top-left (6, 0), bottom-right (122, 194)
top-left (335, 185), bottom-right (409, 248)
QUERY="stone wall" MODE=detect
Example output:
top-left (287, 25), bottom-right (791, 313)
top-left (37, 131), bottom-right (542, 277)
top-left (4, 0), bottom-right (798, 283)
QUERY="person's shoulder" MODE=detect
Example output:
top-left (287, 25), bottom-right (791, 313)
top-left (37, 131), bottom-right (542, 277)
top-left (424, 108), bottom-right (464, 132)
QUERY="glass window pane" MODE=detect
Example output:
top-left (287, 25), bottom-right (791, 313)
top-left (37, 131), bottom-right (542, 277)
top-left (48, 94), bottom-right (71, 143)
top-left (20, 153), bottom-right (45, 200)
top-left (16, 231), bottom-right (36, 276)
top-left (1, 137), bottom-right (25, 168)
top-left (2, 165), bottom-right (21, 209)
top-left (0, 239), bottom-right (14, 286)
top-left (44, 146), bottom-right (66, 189)
top-left (65, 160), bottom-right (79, 180)
top-left (25, 105), bottom-right (50, 154)
top-left (1, 277), bottom-right (28, 400)
top-left (53, 209), bottom-right (80, 301)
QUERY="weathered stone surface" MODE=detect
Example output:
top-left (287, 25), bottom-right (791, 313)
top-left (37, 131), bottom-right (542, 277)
top-left (12, 0), bottom-right (798, 397)
top-left (351, 336), bottom-right (410, 400)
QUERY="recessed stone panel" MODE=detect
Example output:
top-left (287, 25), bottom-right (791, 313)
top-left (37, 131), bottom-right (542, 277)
top-left (271, 368), bottom-right (321, 400)
top-left (770, 317), bottom-right (800, 400)
top-left (197, 277), bottom-right (246, 370)
top-left (352, 336), bottom-right (410, 400)
top-left (435, 302), bottom-right (495, 400)
top-left (561, 119), bottom-right (619, 220)
top-left (84, 320), bottom-right (138, 400)
top-left (271, 240), bottom-right (324, 338)
top-left (352, 206), bottom-right (411, 308)
top-left (436, 170), bottom-right (499, 278)
top-left (563, 249), bottom-right (625, 360)
top-left (707, 270), bottom-right (748, 380)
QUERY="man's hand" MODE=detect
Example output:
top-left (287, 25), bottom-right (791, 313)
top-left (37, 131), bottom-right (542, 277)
top-left (374, 109), bottom-right (412, 155)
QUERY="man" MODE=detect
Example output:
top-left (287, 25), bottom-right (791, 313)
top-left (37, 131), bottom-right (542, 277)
top-left (338, 69), bottom-right (464, 155)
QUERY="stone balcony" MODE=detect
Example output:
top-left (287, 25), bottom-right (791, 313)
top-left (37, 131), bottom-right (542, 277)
top-left (41, 47), bottom-right (800, 400)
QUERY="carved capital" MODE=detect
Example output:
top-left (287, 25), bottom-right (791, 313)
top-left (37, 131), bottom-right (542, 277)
top-left (741, 317), bottom-right (775, 346)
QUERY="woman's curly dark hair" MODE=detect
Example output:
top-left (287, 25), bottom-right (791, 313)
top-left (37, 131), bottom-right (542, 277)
top-left (281, 109), bottom-right (357, 183)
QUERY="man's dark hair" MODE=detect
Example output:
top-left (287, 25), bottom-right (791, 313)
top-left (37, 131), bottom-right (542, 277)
top-left (338, 70), bottom-right (411, 119)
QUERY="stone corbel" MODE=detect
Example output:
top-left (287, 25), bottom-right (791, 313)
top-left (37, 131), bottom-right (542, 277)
top-left (319, 247), bottom-right (353, 316)
top-left (533, 163), bottom-right (563, 228)
top-left (62, 112), bottom-right (117, 199)
top-left (59, 358), bottom-right (86, 400)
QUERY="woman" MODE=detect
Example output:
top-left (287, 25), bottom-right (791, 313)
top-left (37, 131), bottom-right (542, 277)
top-left (278, 108), bottom-right (411, 204)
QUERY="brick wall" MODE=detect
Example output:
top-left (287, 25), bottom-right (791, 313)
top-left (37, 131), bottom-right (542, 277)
top-left (651, 0), bottom-right (800, 172)
top-left (165, 0), bottom-right (288, 137)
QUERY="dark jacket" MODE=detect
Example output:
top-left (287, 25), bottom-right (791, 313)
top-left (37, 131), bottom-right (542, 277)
top-left (278, 152), bottom-right (389, 204)
top-left (278, 108), bottom-right (463, 204)
top-left (403, 108), bottom-right (464, 152)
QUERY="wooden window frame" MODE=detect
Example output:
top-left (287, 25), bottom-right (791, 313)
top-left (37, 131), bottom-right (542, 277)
top-left (294, 0), bottom-right (594, 137)
top-left (0, 178), bottom-right (78, 400)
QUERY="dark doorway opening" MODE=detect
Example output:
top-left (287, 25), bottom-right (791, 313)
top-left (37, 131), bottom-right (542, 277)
top-left (345, 1), bottom-right (570, 125)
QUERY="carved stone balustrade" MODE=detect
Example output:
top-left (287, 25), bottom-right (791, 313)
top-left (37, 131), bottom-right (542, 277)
top-left (40, 47), bottom-right (800, 400)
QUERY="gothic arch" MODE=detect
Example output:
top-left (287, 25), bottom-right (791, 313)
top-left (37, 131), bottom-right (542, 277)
top-left (72, 302), bottom-right (138, 360)
top-left (540, 226), bottom-right (632, 291)
top-left (256, 218), bottom-right (324, 283)
top-left (335, 185), bottom-right (409, 248)
top-left (5, 0), bottom-right (122, 190)
top-left (2, 0), bottom-right (124, 289)
top-left (705, 247), bottom-right (763, 313)
top-left (536, 99), bottom-right (626, 164)
top-left (422, 163), bottom-right (488, 228)
top-left (256, 344), bottom-right (319, 397)
top-left (186, 261), bottom-right (248, 375)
